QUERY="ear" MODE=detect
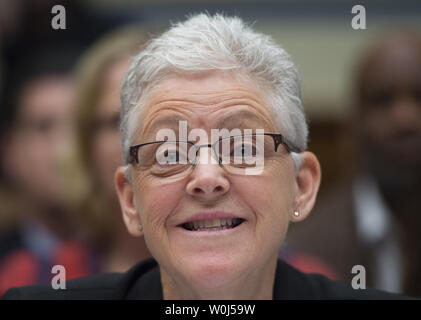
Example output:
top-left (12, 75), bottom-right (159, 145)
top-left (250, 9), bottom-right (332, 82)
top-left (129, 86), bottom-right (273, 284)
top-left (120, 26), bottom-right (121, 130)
top-left (291, 151), bottom-right (321, 223)
top-left (115, 167), bottom-right (143, 237)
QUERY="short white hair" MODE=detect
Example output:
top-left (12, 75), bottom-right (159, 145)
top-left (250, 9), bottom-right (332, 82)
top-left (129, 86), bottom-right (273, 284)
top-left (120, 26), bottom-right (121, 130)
top-left (121, 13), bottom-right (308, 170)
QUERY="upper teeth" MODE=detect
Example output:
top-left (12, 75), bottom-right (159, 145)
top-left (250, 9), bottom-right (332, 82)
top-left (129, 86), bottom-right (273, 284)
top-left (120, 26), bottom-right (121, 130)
top-left (185, 218), bottom-right (240, 231)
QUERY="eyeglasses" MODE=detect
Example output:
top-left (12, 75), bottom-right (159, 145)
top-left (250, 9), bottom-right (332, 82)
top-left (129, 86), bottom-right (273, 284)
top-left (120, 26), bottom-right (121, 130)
top-left (128, 133), bottom-right (301, 178)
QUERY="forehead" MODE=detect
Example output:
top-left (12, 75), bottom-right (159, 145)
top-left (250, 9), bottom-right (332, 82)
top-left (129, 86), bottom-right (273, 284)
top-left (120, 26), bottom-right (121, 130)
top-left (19, 76), bottom-right (75, 120)
top-left (136, 71), bottom-right (278, 141)
top-left (360, 41), bottom-right (421, 95)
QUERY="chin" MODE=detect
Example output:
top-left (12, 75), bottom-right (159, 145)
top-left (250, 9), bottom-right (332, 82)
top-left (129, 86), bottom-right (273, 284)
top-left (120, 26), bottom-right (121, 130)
top-left (181, 253), bottom-right (248, 290)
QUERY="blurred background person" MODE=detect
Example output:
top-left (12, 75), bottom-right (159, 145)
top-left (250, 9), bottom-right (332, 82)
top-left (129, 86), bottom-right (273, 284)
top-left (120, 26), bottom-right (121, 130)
top-left (0, 1), bottom-right (143, 297)
top-left (286, 31), bottom-right (421, 297)
top-left (0, 46), bottom-right (98, 297)
top-left (67, 26), bottom-right (151, 273)
top-left (0, 0), bottom-right (120, 78)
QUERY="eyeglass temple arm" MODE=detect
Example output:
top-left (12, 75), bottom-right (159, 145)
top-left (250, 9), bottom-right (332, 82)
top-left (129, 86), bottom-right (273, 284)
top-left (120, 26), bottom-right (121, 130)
top-left (268, 134), bottom-right (302, 153)
top-left (128, 146), bottom-right (139, 164)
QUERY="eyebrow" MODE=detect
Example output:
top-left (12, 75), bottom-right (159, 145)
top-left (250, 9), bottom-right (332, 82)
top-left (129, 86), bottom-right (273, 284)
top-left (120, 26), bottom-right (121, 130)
top-left (147, 118), bottom-right (187, 133)
top-left (144, 110), bottom-right (272, 140)
top-left (214, 111), bottom-right (272, 130)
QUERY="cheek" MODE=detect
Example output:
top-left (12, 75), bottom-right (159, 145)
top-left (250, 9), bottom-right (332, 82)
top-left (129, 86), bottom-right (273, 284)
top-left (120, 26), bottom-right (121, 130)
top-left (248, 179), bottom-right (291, 224)
top-left (93, 132), bottom-right (122, 167)
top-left (134, 175), bottom-right (184, 235)
top-left (234, 162), bottom-right (294, 241)
top-left (92, 132), bottom-right (122, 188)
top-left (8, 135), bottom-right (36, 179)
top-left (16, 135), bottom-right (58, 185)
top-left (364, 110), bottom-right (390, 141)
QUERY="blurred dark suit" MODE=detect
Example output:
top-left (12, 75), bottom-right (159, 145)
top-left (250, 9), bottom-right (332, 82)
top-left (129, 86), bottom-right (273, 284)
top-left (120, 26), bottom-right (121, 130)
top-left (286, 174), bottom-right (404, 293)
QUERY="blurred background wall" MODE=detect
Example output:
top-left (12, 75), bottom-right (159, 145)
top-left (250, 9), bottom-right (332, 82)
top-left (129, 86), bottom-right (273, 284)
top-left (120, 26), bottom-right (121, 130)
top-left (81, 0), bottom-right (421, 115)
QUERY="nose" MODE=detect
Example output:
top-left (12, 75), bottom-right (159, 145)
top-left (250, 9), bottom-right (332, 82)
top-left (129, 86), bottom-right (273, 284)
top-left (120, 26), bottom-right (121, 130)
top-left (186, 147), bottom-right (230, 200)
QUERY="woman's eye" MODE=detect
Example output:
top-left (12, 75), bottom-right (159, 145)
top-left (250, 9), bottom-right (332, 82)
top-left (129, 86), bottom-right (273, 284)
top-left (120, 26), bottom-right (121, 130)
top-left (155, 149), bottom-right (179, 165)
top-left (154, 142), bottom-right (190, 166)
top-left (233, 144), bottom-right (255, 157)
top-left (165, 150), bottom-right (179, 163)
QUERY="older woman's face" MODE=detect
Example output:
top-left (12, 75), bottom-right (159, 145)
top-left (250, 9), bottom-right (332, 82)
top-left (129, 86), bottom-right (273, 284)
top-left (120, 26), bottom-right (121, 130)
top-left (119, 71), bottom-right (305, 290)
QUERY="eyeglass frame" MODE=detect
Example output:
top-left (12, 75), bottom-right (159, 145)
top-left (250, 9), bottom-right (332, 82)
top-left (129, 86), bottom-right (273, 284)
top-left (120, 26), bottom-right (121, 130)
top-left (127, 133), bottom-right (302, 166)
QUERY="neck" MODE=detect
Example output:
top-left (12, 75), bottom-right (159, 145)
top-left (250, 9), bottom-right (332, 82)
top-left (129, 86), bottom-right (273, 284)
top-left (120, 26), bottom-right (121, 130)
top-left (161, 257), bottom-right (278, 300)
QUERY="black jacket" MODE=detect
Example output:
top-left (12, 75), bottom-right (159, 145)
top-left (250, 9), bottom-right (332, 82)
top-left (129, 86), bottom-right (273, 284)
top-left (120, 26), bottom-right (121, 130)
top-left (2, 258), bottom-right (408, 300)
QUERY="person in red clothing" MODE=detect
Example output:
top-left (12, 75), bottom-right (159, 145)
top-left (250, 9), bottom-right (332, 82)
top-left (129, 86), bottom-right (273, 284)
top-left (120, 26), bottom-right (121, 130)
top-left (67, 26), bottom-right (151, 273)
top-left (0, 46), bottom-right (99, 297)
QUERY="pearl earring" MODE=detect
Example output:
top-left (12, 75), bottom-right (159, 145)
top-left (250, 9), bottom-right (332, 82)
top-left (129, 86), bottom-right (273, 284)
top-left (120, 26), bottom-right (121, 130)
top-left (293, 211), bottom-right (300, 217)
top-left (137, 224), bottom-right (143, 232)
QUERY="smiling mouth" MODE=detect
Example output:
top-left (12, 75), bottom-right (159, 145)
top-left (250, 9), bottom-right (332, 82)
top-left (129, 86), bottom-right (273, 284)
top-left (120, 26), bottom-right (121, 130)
top-left (180, 218), bottom-right (245, 231)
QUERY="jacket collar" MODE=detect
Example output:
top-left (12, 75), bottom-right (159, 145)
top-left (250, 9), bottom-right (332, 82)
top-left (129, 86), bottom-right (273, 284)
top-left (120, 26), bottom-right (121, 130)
top-left (114, 258), bottom-right (317, 300)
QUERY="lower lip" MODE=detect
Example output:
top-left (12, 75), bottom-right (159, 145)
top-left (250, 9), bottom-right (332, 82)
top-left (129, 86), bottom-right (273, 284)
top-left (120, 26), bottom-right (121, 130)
top-left (176, 220), bottom-right (247, 236)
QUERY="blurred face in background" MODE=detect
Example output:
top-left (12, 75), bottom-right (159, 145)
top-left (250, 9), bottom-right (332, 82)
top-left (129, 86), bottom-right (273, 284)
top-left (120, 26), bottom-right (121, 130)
top-left (91, 58), bottom-right (131, 199)
top-left (3, 75), bottom-right (75, 207)
top-left (358, 36), bottom-right (421, 187)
